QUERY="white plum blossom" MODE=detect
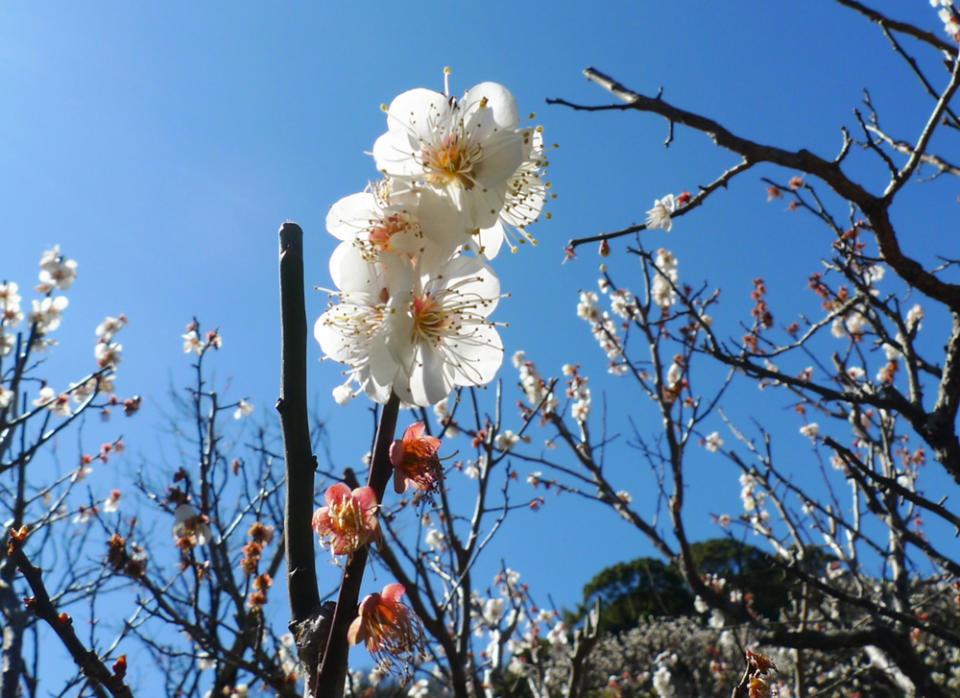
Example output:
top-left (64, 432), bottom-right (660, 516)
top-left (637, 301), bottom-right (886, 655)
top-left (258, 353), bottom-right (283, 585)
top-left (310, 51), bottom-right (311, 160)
top-left (424, 528), bottom-right (446, 551)
top-left (182, 330), bottom-right (203, 355)
top-left (317, 249), bottom-right (503, 406)
top-left (373, 81), bottom-right (527, 232)
top-left (482, 598), bottom-right (504, 625)
top-left (95, 341), bottom-right (122, 368)
top-left (33, 386), bottom-right (70, 417)
top-left (0, 282), bottom-right (23, 329)
top-left (103, 489), bottom-right (121, 513)
top-left (651, 248), bottom-right (679, 308)
top-left (172, 503), bottom-right (211, 546)
top-left (29, 296), bottom-right (68, 334)
top-left (96, 315), bottom-right (127, 341)
top-left (234, 399), bottom-right (254, 420)
top-left (0, 386), bottom-right (13, 410)
top-left (799, 423), bottom-right (820, 441)
top-left (645, 194), bottom-right (676, 231)
top-left (906, 303), bottom-right (923, 333)
top-left (513, 352), bottom-right (557, 413)
top-left (38, 246), bottom-right (77, 291)
top-left (494, 430), bottom-right (520, 451)
top-left (0, 334), bottom-right (12, 357)
top-left (704, 431), bottom-right (724, 453)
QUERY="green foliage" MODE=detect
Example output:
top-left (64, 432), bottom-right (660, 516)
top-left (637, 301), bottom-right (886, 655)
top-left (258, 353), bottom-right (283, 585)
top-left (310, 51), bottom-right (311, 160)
top-left (572, 538), bottom-right (804, 633)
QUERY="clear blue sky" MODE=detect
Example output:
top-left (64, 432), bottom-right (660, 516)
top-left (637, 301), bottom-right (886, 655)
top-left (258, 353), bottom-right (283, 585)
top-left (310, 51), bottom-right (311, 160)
top-left (2, 1), bottom-right (956, 688)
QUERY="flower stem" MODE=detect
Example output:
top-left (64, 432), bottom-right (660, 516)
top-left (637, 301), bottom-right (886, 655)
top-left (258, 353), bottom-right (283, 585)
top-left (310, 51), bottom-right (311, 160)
top-left (316, 392), bottom-right (400, 697)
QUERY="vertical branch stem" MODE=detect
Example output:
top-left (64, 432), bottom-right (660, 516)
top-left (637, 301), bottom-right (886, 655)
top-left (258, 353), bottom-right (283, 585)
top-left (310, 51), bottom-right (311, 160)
top-left (316, 393), bottom-right (400, 697)
top-left (276, 223), bottom-right (321, 627)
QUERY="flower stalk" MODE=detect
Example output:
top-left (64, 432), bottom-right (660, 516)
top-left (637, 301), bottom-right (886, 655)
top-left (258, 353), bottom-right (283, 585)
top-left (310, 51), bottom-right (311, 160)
top-left (315, 392), bottom-right (400, 697)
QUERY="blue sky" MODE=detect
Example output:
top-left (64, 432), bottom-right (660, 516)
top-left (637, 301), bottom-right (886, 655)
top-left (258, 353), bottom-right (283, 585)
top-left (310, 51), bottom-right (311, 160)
top-left (2, 1), bottom-right (957, 687)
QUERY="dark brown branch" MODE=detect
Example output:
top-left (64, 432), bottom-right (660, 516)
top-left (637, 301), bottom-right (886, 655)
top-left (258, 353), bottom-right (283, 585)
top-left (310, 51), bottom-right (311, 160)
top-left (9, 543), bottom-right (133, 698)
top-left (276, 222), bottom-right (322, 666)
top-left (833, 0), bottom-right (958, 56)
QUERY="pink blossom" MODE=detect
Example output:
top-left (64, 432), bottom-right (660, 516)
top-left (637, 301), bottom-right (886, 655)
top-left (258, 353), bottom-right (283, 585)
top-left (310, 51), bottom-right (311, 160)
top-left (311, 483), bottom-right (379, 555)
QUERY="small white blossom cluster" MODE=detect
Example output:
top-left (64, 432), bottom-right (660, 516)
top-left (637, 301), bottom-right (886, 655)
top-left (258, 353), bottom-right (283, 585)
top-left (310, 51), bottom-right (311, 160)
top-left (932, 0), bottom-right (960, 39)
top-left (652, 650), bottom-right (679, 698)
top-left (652, 248), bottom-right (679, 309)
top-left (703, 431), bottom-right (724, 453)
top-left (182, 322), bottom-right (223, 357)
top-left (577, 289), bottom-right (625, 374)
top-left (316, 74), bottom-right (549, 407)
top-left (7, 249), bottom-right (128, 420)
top-left (512, 350), bottom-right (557, 413)
top-left (739, 472), bottom-right (769, 521)
top-left (565, 368), bottom-right (591, 422)
top-left (799, 422), bottom-right (819, 442)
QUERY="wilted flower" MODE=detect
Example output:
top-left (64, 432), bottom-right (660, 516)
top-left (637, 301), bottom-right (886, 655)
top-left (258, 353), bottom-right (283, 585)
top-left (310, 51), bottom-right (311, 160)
top-left (390, 422), bottom-right (442, 494)
top-left (311, 483), bottom-right (379, 555)
top-left (172, 504), bottom-right (211, 546)
top-left (347, 583), bottom-right (424, 678)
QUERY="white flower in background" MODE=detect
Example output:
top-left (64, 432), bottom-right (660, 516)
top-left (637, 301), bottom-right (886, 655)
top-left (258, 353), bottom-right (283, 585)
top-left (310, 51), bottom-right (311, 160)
top-left (103, 489), bottom-right (121, 513)
top-left (368, 666), bottom-right (388, 687)
top-left (645, 194), bottom-right (676, 231)
top-left (0, 386), bottom-right (12, 410)
top-left (704, 431), bottom-right (723, 453)
top-left (651, 248), bottom-right (679, 307)
top-left (373, 81), bottom-right (526, 231)
top-left (937, 5), bottom-right (960, 38)
top-left (29, 296), bottom-right (68, 334)
top-left (799, 423), bottom-right (819, 441)
top-left (172, 503), bottom-right (211, 546)
top-left (494, 430), bottom-right (520, 451)
top-left (0, 333), bottom-right (12, 357)
top-left (95, 341), bottom-right (122, 369)
top-left (906, 303), bottom-right (923, 333)
top-left (482, 598), bottom-right (504, 625)
top-left (846, 366), bottom-right (865, 381)
top-left (424, 528), bottom-right (446, 550)
top-left (182, 330), bottom-right (203, 355)
top-left (407, 679), bottom-right (430, 698)
top-left (616, 490), bottom-right (632, 504)
top-left (233, 399), bottom-right (254, 420)
top-left (196, 651), bottom-right (214, 671)
top-left (0, 282), bottom-right (23, 327)
top-left (38, 245), bottom-right (77, 291)
top-left (608, 288), bottom-right (634, 319)
top-left (33, 386), bottom-right (71, 417)
top-left (96, 315), bottom-right (127, 341)
top-left (546, 622), bottom-right (568, 648)
top-left (666, 360), bottom-right (683, 389)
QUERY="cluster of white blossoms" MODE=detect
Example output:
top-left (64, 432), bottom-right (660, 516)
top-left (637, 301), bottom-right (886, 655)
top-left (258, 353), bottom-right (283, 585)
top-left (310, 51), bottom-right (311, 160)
top-left (316, 72), bottom-right (549, 407)
top-left (512, 350), bottom-right (557, 413)
top-left (1, 248), bottom-right (127, 419)
top-left (931, 0), bottom-right (960, 39)
top-left (651, 248), bottom-right (679, 309)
